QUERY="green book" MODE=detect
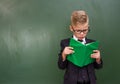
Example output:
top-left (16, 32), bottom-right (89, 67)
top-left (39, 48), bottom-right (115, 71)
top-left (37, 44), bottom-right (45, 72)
top-left (67, 38), bottom-right (99, 67)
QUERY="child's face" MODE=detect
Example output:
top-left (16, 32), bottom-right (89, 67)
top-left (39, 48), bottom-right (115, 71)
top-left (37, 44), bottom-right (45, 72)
top-left (70, 23), bottom-right (89, 40)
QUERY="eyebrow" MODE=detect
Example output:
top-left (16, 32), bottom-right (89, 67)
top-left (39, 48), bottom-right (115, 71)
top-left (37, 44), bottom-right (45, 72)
top-left (71, 25), bottom-right (89, 28)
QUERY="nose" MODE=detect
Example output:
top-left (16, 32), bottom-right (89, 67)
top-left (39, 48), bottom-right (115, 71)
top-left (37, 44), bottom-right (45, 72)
top-left (80, 32), bottom-right (84, 34)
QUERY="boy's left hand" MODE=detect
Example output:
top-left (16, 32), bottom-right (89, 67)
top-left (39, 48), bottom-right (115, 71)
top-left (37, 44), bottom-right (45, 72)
top-left (91, 50), bottom-right (101, 64)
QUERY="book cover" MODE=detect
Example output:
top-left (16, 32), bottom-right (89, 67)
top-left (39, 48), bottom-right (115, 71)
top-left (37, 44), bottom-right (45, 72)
top-left (67, 38), bottom-right (99, 67)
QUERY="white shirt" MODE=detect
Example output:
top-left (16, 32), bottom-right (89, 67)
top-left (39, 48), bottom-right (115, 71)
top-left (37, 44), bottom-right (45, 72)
top-left (73, 35), bottom-right (86, 45)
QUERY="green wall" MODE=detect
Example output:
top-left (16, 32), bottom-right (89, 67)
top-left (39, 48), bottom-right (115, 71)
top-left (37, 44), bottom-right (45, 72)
top-left (0, 0), bottom-right (120, 84)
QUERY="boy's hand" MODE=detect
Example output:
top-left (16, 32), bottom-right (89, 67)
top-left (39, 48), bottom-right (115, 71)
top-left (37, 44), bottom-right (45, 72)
top-left (62, 47), bottom-right (74, 61)
top-left (91, 50), bottom-right (101, 64)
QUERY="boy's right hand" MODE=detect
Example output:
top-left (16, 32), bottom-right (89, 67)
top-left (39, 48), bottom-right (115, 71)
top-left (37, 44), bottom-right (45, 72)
top-left (62, 47), bottom-right (74, 61)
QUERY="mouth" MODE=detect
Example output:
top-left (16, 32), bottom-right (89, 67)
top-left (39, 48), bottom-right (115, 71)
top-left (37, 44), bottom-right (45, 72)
top-left (78, 37), bottom-right (84, 40)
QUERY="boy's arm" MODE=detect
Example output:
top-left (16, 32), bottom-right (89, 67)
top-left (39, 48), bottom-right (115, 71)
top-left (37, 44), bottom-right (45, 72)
top-left (58, 52), bottom-right (68, 70)
top-left (91, 50), bottom-right (103, 69)
top-left (58, 40), bottom-right (68, 69)
top-left (93, 59), bottom-right (103, 69)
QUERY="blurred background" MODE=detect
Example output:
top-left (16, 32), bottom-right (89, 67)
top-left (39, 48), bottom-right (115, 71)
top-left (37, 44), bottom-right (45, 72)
top-left (0, 0), bottom-right (120, 84)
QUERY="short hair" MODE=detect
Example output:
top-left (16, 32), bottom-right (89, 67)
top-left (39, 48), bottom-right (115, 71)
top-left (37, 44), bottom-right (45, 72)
top-left (71, 10), bottom-right (89, 26)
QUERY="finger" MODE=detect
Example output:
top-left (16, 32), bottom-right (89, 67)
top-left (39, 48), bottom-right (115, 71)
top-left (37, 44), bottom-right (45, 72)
top-left (69, 49), bottom-right (74, 53)
top-left (67, 50), bottom-right (74, 55)
top-left (72, 50), bottom-right (75, 53)
top-left (68, 47), bottom-right (74, 50)
top-left (91, 54), bottom-right (96, 58)
top-left (93, 50), bottom-right (99, 53)
top-left (91, 55), bottom-right (94, 58)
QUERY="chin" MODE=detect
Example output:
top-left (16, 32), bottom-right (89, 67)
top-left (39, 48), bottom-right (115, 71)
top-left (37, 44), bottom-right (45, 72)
top-left (78, 37), bottom-right (84, 40)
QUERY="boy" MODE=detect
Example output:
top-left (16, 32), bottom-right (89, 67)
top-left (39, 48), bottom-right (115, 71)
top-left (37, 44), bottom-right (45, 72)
top-left (58, 10), bottom-right (103, 84)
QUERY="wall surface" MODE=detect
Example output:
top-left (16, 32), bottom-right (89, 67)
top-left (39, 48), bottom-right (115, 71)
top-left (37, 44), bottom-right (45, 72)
top-left (0, 0), bottom-right (120, 84)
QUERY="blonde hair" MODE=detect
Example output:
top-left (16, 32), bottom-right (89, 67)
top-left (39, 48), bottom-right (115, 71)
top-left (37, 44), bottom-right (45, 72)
top-left (71, 10), bottom-right (89, 26)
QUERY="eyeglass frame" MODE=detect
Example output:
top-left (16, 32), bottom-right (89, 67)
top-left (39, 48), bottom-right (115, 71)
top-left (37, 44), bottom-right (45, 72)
top-left (71, 25), bottom-right (90, 34)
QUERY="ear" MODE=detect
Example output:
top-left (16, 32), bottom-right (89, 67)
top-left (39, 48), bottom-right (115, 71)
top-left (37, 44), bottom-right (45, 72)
top-left (69, 25), bottom-right (73, 32)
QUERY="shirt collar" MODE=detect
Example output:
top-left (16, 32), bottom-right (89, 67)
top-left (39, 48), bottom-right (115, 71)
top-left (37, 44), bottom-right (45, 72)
top-left (73, 35), bottom-right (86, 44)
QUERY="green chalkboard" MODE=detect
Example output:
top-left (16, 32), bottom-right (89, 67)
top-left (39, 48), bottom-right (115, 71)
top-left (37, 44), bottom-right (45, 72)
top-left (0, 0), bottom-right (120, 84)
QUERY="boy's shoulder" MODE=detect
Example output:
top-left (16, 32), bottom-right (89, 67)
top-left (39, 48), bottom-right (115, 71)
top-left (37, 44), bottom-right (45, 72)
top-left (61, 38), bottom-right (71, 42)
top-left (60, 38), bottom-right (71, 45)
top-left (86, 38), bottom-right (96, 41)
